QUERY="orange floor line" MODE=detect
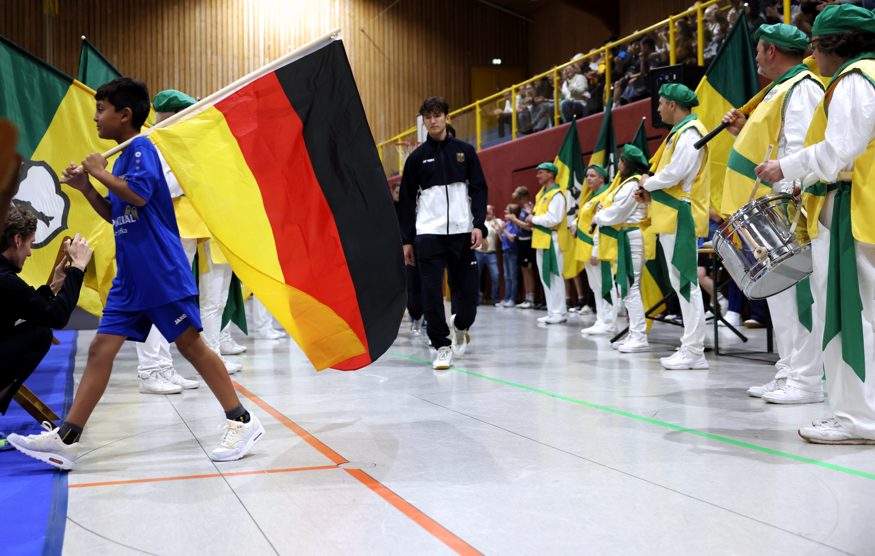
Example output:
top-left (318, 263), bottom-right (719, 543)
top-left (69, 464), bottom-right (339, 489)
top-left (232, 380), bottom-right (482, 556)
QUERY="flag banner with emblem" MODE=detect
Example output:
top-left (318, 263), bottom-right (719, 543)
top-left (0, 35), bottom-right (116, 315)
top-left (554, 122), bottom-right (586, 279)
top-left (147, 34), bottom-right (405, 371)
top-left (588, 97), bottom-right (617, 177)
top-left (693, 16), bottom-right (759, 218)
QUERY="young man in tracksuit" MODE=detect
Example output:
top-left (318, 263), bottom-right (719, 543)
top-left (398, 97), bottom-right (488, 370)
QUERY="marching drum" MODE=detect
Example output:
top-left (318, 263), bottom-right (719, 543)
top-left (713, 193), bottom-right (812, 299)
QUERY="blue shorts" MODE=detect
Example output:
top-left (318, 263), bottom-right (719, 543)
top-left (98, 296), bottom-right (203, 343)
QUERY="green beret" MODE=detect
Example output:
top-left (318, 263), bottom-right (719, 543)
top-left (812, 4), bottom-right (875, 37)
top-left (658, 83), bottom-right (699, 108)
top-left (536, 162), bottom-right (558, 176)
top-left (754, 23), bottom-right (809, 52)
top-left (586, 164), bottom-right (608, 179)
top-left (152, 89), bottom-right (196, 112)
top-left (620, 144), bottom-right (649, 169)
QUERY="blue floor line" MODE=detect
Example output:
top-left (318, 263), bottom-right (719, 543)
top-left (1, 329), bottom-right (77, 556)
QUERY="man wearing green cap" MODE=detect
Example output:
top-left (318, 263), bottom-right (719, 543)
top-left (722, 23), bottom-right (826, 405)
top-left (526, 162), bottom-right (569, 323)
top-left (756, 4), bottom-right (875, 444)
top-left (594, 145), bottom-right (650, 352)
top-left (636, 82), bottom-right (710, 370)
top-left (575, 163), bottom-right (618, 335)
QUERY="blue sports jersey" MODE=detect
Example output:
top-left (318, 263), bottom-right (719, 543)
top-left (103, 136), bottom-right (197, 312)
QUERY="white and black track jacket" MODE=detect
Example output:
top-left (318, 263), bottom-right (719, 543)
top-left (397, 134), bottom-right (488, 244)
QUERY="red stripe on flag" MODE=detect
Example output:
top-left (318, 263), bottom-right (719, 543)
top-left (215, 72), bottom-right (368, 360)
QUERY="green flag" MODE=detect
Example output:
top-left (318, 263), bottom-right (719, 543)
top-left (589, 97), bottom-right (617, 178)
top-left (631, 117), bottom-right (651, 160)
top-left (693, 16), bottom-right (759, 217)
top-left (77, 37), bottom-right (121, 90)
top-left (554, 122), bottom-right (586, 278)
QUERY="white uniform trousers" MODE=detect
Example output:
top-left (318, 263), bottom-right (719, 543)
top-left (250, 296), bottom-right (277, 332)
top-left (767, 225), bottom-right (827, 392)
top-left (659, 232), bottom-right (706, 355)
top-left (535, 231), bottom-right (567, 317)
top-left (584, 260), bottom-right (618, 330)
top-left (820, 192), bottom-right (875, 439)
top-left (622, 229), bottom-right (647, 343)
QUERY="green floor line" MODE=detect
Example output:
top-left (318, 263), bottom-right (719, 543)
top-left (390, 352), bottom-right (875, 481)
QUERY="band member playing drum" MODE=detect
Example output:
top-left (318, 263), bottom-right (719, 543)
top-left (723, 23), bottom-right (825, 405)
top-left (636, 84), bottom-right (711, 370)
top-left (757, 5), bottom-right (875, 444)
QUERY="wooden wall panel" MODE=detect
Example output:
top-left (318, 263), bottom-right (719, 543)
top-left (0, 0), bottom-right (528, 143)
top-left (529, 1), bottom-right (612, 73)
top-left (618, 0), bottom-right (700, 37)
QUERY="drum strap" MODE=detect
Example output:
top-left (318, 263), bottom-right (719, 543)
top-left (601, 226), bottom-right (638, 298)
top-left (534, 224), bottom-right (560, 287)
top-left (650, 191), bottom-right (697, 301)
top-left (824, 181), bottom-right (866, 382)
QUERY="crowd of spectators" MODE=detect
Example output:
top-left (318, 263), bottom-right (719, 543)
top-left (490, 0), bottom-right (871, 141)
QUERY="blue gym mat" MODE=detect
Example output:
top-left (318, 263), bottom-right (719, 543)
top-left (1, 329), bottom-right (76, 556)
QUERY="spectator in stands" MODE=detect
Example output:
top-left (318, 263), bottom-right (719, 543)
top-left (531, 77), bottom-right (555, 132)
top-left (517, 84), bottom-right (535, 135)
top-left (615, 36), bottom-right (656, 105)
top-left (560, 59), bottom-right (590, 122)
top-left (651, 28), bottom-right (671, 67)
top-left (476, 205), bottom-right (503, 305)
top-left (704, 4), bottom-right (730, 64)
top-left (674, 17), bottom-right (699, 65)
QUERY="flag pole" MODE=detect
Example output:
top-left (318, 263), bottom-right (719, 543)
top-left (98, 28), bottom-right (342, 161)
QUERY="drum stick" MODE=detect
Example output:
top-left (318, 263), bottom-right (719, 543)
top-left (789, 201), bottom-right (803, 235)
top-left (747, 144), bottom-right (774, 204)
top-left (694, 121), bottom-right (729, 150)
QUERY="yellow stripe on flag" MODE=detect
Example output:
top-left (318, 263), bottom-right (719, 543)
top-left (150, 107), bottom-right (366, 370)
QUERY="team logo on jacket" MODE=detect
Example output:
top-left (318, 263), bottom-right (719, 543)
top-left (12, 161), bottom-right (70, 249)
top-left (456, 152), bottom-right (465, 163)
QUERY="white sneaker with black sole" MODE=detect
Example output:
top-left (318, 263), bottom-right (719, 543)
top-left (210, 413), bottom-right (265, 461)
top-left (8, 421), bottom-right (79, 470)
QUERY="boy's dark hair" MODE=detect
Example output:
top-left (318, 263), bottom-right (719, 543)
top-left (419, 96), bottom-right (450, 117)
top-left (506, 203), bottom-right (521, 217)
top-left (814, 30), bottom-right (875, 59)
top-left (1, 205), bottom-right (37, 252)
top-left (620, 158), bottom-right (649, 179)
top-left (95, 77), bottom-right (151, 130)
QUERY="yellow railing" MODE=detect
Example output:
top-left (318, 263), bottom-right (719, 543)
top-left (378, 0), bottom-right (792, 175)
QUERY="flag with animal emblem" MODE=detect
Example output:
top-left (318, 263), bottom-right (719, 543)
top-left (693, 16), bottom-right (760, 218)
top-left (0, 35), bottom-right (116, 315)
top-left (553, 121), bottom-right (587, 279)
top-left (147, 35), bottom-right (405, 371)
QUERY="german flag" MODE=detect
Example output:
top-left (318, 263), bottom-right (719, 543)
top-left (0, 36), bottom-right (116, 315)
top-left (149, 35), bottom-right (405, 371)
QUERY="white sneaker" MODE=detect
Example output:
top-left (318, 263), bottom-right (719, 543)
top-left (610, 336), bottom-right (627, 350)
top-left (542, 314), bottom-right (567, 325)
top-left (762, 384), bottom-right (824, 405)
top-left (719, 311), bottom-right (742, 327)
top-left (433, 346), bottom-right (453, 370)
top-left (798, 418), bottom-right (875, 445)
top-left (580, 323), bottom-right (613, 336)
top-left (516, 300), bottom-right (533, 309)
top-left (138, 370), bottom-right (184, 394)
top-left (160, 368), bottom-right (199, 390)
top-left (617, 338), bottom-right (649, 353)
top-left (252, 328), bottom-right (284, 340)
top-left (578, 306), bottom-right (594, 316)
top-left (747, 377), bottom-right (786, 398)
top-left (223, 357), bottom-right (243, 375)
top-left (410, 317), bottom-right (423, 336)
top-left (210, 413), bottom-right (265, 461)
top-left (660, 348), bottom-right (709, 370)
top-left (450, 314), bottom-right (470, 355)
top-left (502, 300), bottom-right (515, 308)
top-left (8, 421), bottom-right (79, 470)
top-left (220, 339), bottom-right (247, 355)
